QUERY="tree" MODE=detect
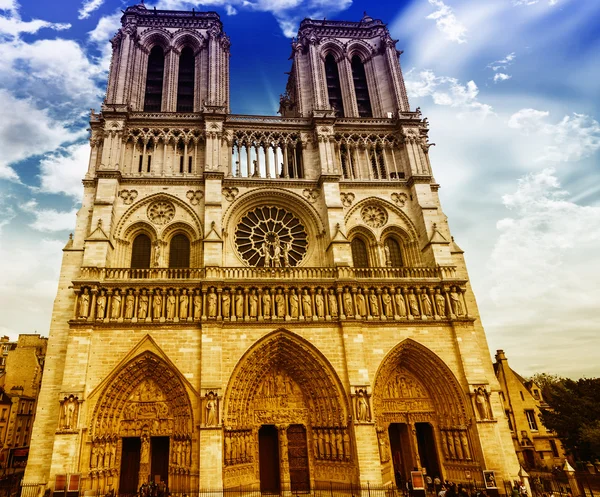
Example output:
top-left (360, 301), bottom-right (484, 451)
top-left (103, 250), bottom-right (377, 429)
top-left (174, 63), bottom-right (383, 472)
top-left (533, 375), bottom-right (600, 461)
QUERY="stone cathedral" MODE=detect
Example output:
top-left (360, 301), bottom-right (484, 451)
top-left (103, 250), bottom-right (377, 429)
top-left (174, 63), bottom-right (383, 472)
top-left (24, 4), bottom-right (520, 495)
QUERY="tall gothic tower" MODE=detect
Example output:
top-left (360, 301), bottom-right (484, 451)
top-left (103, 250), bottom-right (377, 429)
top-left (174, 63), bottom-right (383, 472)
top-left (24, 6), bottom-right (520, 495)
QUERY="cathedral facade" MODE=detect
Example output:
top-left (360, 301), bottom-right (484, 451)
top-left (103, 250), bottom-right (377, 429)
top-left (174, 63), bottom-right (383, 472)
top-left (24, 4), bottom-right (520, 495)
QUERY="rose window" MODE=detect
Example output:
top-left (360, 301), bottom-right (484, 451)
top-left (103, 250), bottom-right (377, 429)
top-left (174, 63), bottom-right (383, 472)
top-left (148, 201), bottom-right (175, 225)
top-left (234, 206), bottom-right (308, 267)
top-left (361, 204), bottom-right (388, 228)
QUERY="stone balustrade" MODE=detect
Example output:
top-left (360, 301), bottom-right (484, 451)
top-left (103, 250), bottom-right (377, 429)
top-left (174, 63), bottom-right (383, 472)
top-left (71, 280), bottom-right (471, 324)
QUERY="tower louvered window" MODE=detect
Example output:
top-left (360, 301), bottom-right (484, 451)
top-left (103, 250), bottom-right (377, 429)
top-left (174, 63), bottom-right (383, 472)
top-left (351, 55), bottom-right (372, 117)
top-left (131, 234), bottom-right (151, 268)
top-left (144, 46), bottom-right (165, 112)
top-left (169, 234), bottom-right (190, 268)
top-left (325, 54), bottom-right (344, 117)
top-left (177, 46), bottom-right (195, 112)
top-left (351, 238), bottom-right (369, 268)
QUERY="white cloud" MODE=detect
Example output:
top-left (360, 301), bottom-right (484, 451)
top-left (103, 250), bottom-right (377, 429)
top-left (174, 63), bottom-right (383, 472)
top-left (513, 0), bottom-right (558, 5)
top-left (78, 0), bottom-right (104, 19)
top-left (493, 73), bottom-right (511, 82)
top-left (426, 0), bottom-right (467, 44)
top-left (38, 142), bottom-right (90, 200)
top-left (508, 109), bottom-right (600, 162)
top-left (225, 4), bottom-right (237, 15)
top-left (488, 52), bottom-right (516, 72)
top-left (0, 7), bottom-right (70, 37)
top-left (20, 199), bottom-right (77, 232)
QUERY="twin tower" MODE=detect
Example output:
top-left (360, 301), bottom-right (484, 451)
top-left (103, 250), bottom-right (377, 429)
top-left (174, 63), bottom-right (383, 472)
top-left (24, 4), bottom-right (520, 496)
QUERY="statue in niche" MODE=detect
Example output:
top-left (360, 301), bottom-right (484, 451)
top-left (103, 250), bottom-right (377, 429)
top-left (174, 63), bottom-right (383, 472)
top-left (382, 288), bottom-right (393, 317)
top-left (275, 289), bottom-right (285, 317)
top-left (369, 290), bottom-right (379, 316)
top-left (206, 392), bottom-right (217, 426)
top-left (179, 289), bottom-right (189, 319)
top-left (224, 434), bottom-right (232, 463)
top-left (282, 240), bottom-right (292, 267)
top-left (343, 289), bottom-right (353, 316)
top-left (421, 291), bottom-right (433, 316)
top-left (249, 289), bottom-right (258, 317)
top-left (435, 288), bottom-right (446, 317)
top-left (454, 432), bottom-right (464, 459)
top-left (408, 290), bottom-right (420, 316)
top-left (208, 288), bottom-right (217, 317)
top-left (235, 289), bottom-right (244, 318)
top-left (302, 289), bottom-right (312, 318)
top-left (193, 291), bottom-right (202, 319)
top-left (317, 431), bottom-right (325, 458)
top-left (154, 242), bottom-right (161, 267)
top-left (343, 430), bottom-right (351, 459)
top-left (395, 289), bottom-right (407, 317)
top-left (289, 289), bottom-right (299, 318)
top-left (377, 428), bottom-right (390, 462)
top-left (474, 387), bottom-right (491, 420)
top-left (153, 291), bottom-right (163, 319)
top-left (315, 288), bottom-right (325, 317)
top-left (336, 429), bottom-right (344, 459)
top-left (222, 290), bottom-right (231, 318)
top-left (62, 395), bottom-right (78, 429)
top-left (125, 290), bottom-right (135, 319)
top-left (356, 390), bottom-right (370, 422)
top-left (328, 288), bottom-right (338, 317)
top-left (355, 288), bottom-right (366, 317)
top-left (111, 290), bottom-right (122, 319)
top-left (460, 431), bottom-right (471, 459)
top-left (78, 288), bottom-right (90, 318)
top-left (91, 444), bottom-right (98, 468)
top-left (166, 289), bottom-right (176, 319)
top-left (384, 244), bottom-right (392, 266)
top-left (450, 287), bottom-right (464, 316)
top-left (96, 289), bottom-right (106, 319)
top-left (262, 290), bottom-right (272, 317)
top-left (138, 289), bottom-right (149, 319)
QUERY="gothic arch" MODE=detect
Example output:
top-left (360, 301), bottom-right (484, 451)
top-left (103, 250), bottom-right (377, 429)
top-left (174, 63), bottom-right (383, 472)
top-left (348, 225), bottom-right (378, 267)
top-left (172, 30), bottom-right (205, 54)
top-left (138, 28), bottom-right (172, 51)
top-left (346, 40), bottom-right (375, 62)
top-left (319, 39), bottom-right (346, 62)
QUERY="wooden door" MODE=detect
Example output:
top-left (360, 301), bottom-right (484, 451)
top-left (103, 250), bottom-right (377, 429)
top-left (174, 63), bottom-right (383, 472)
top-left (150, 437), bottom-right (170, 486)
top-left (287, 425), bottom-right (310, 492)
top-left (119, 438), bottom-right (141, 495)
top-left (259, 425), bottom-right (280, 494)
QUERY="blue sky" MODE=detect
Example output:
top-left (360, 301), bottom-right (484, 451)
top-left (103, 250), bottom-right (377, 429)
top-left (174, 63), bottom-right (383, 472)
top-left (0, 0), bottom-right (599, 378)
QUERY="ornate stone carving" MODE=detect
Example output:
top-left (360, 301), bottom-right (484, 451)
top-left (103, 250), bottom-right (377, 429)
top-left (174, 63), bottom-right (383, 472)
top-left (222, 186), bottom-right (239, 202)
top-left (473, 386), bottom-right (492, 421)
top-left (205, 391), bottom-right (218, 426)
top-left (119, 189), bottom-right (138, 205)
top-left (186, 190), bottom-right (203, 205)
top-left (147, 200), bottom-right (175, 225)
top-left (302, 188), bottom-right (320, 203)
top-left (391, 192), bottom-right (408, 207)
top-left (355, 389), bottom-right (371, 423)
top-left (340, 192), bottom-right (355, 207)
top-left (360, 204), bottom-right (387, 228)
top-left (60, 394), bottom-right (79, 430)
top-left (234, 206), bottom-right (308, 267)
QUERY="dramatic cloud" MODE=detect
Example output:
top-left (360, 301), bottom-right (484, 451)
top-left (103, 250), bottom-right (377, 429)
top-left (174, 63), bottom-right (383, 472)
top-left (38, 142), bottom-right (90, 200)
top-left (20, 200), bottom-right (77, 233)
top-left (78, 0), bottom-right (105, 19)
top-left (0, 7), bottom-right (70, 37)
top-left (426, 0), bottom-right (467, 44)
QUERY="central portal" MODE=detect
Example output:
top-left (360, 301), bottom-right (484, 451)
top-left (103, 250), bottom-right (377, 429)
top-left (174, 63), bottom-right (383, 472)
top-left (259, 425), bottom-right (280, 493)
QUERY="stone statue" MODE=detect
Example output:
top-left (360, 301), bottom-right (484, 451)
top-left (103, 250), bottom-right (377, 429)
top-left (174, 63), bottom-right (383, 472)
top-left (377, 429), bottom-right (389, 462)
top-left (111, 291), bottom-right (121, 319)
top-left (140, 434), bottom-right (150, 464)
top-left (154, 242), bottom-right (161, 267)
top-left (328, 289), bottom-right (338, 318)
top-left (355, 289), bottom-right (366, 317)
top-left (421, 291), bottom-right (433, 317)
top-left (394, 289), bottom-right (407, 317)
top-left (96, 290), bottom-right (106, 319)
top-left (179, 289), bottom-right (189, 319)
top-left (343, 289), bottom-right (353, 316)
top-left (206, 393), bottom-right (217, 426)
top-left (275, 289), bottom-right (285, 317)
top-left (408, 290), bottom-right (420, 316)
top-left (382, 289), bottom-right (393, 317)
top-left (454, 432), bottom-right (464, 459)
top-left (235, 289), bottom-right (244, 318)
top-left (249, 289), bottom-right (258, 317)
top-left (343, 430), bottom-right (350, 460)
top-left (336, 430), bottom-right (343, 460)
top-left (315, 288), bottom-right (325, 317)
top-left (447, 431), bottom-right (456, 459)
top-left (78, 288), bottom-right (90, 318)
top-left (153, 291), bottom-right (163, 319)
top-left (193, 291), bottom-right (202, 319)
top-left (125, 290), bottom-right (135, 319)
top-left (166, 289), bottom-right (176, 319)
top-left (63, 396), bottom-right (77, 429)
top-left (384, 244), bottom-right (392, 266)
top-left (282, 240), bottom-right (292, 267)
top-left (475, 387), bottom-right (491, 420)
top-left (357, 391), bottom-right (369, 422)
top-left (289, 289), bottom-right (299, 318)
top-left (272, 240), bottom-right (282, 267)
top-left (222, 290), bottom-right (231, 318)
top-left (260, 241), bottom-right (272, 267)
top-left (369, 290), bottom-right (379, 316)
top-left (262, 290), bottom-right (272, 317)
top-left (450, 287), bottom-right (464, 316)
top-left (301, 289), bottom-right (312, 318)
top-left (208, 288), bottom-right (217, 317)
top-left (435, 289), bottom-right (446, 317)
top-left (460, 431), bottom-right (471, 459)
top-left (138, 290), bottom-right (149, 319)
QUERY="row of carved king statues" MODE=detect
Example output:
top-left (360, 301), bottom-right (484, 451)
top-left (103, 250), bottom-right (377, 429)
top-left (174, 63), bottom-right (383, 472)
top-left (74, 284), bottom-right (469, 322)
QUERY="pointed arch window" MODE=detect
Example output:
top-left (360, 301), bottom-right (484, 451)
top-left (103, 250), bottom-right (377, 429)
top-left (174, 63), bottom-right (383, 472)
top-left (351, 238), bottom-right (369, 268)
top-left (131, 234), bottom-right (152, 268)
top-left (144, 46), bottom-right (165, 112)
top-left (169, 234), bottom-right (190, 268)
top-left (177, 46), bottom-right (195, 112)
top-left (351, 55), bottom-right (372, 117)
top-left (324, 53), bottom-right (344, 117)
top-left (384, 237), bottom-right (403, 267)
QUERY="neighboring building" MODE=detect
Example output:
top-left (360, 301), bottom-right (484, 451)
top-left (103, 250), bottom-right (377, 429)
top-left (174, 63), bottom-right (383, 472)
top-left (0, 336), bottom-right (17, 375)
top-left (24, 4), bottom-right (521, 495)
top-left (494, 350), bottom-right (566, 471)
top-left (0, 335), bottom-right (47, 485)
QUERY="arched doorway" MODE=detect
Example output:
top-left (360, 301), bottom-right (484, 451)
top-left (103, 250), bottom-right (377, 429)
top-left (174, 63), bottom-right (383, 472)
top-left (373, 340), bottom-right (480, 485)
top-left (222, 330), bottom-right (357, 491)
top-left (87, 352), bottom-right (195, 495)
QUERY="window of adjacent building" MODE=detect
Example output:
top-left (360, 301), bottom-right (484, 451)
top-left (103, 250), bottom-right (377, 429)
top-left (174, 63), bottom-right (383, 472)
top-left (539, 451), bottom-right (545, 459)
top-left (550, 439), bottom-right (559, 457)
top-left (169, 234), bottom-right (190, 268)
top-left (533, 389), bottom-right (540, 400)
top-left (351, 238), bottom-right (369, 268)
top-left (520, 391), bottom-right (525, 401)
top-left (177, 46), bottom-right (195, 112)
top-left (506, 410), bottom-right (514, 431)
top-left (525, 409), bottom-right (538, 431)
top-left (351, 55), bottom-right (372, 118)
top-left (131, 234), bottom-right (152, 269)
top-left (1, 408), bottom-right (6, 421)
top-left (384, 237), bottom-right (403, 267)
top-left (324, 54), bottom-right (344, 117)
top-left (144, 46), bottom-right (165, 112)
